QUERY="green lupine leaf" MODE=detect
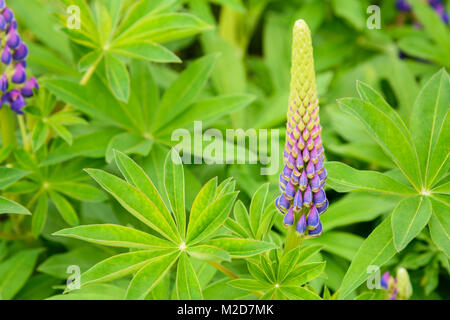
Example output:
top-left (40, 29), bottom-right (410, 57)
top-left (280, 286), bottom-right (322, 300)
top-left (249, 183), bottom-right (270, 236)
top-left (429, 199), bottom-right (450, 258)
top-left (227, 279), bottom-right (272, 291)
top-left (0, 249), bottom-right (43, 300)
top-left (0, 196), bottom-right (31, 215)
top-left (42, 128), bottom-right (120, 166)
top-left (186, 192), bottom-right (238, 245)
top-left (0, 167), bottom-right (29, 189)
top-left (321, 193), bottom-right (398, 231)
top-left (42, 77), bottom-right (138, 131)
top-left (106, 133), bottom-right (153, 163)
top-left (338, 98), bottom-right (422, 189)
top-left (114, 0), bottom-right (179, 36)
top-left (81, 249), bottom-right (176, 287)
top-left (31, 121), bottom-right (49, 152)
top-left (428, 111), bottom-right (449, 189)
top-left (49, 191), bottom-right (79, 226)
top-left (113, 150), bottom-right (177, 236)
top-left (247, 261), bottom-right (271, 283)
top-left (53, 224), bottom-right (174, 249)
top-left (189, 177), bottom-right (218, 230)
top-left (114, 13), bottom-right (210, 46)
top-left (307, 232), bottom-right (364, 261)
top-left (32, 193), bottom-right (48, 237)
top-left (233, 200), bottom-right (253, 238)
top-left (156, 94), bottom-right (255, 136)
top-left (392, 196), bottom-right (432, 251)
top-left (331, 0), bottom-right (365, 30)
top-left (339, 218), bottom-right (396, 299)
top-left (152, 54), bottom-right (217, 131)
top-left (111, 41), bottom-right (181, 63)
top-left (126, 251), bottom-right (179, 300)
top-left (284, 262), bottom-right (325, 286)
top-left (176, 253), bottom-right (203, 300)
top-left (38, 247), bottom-right (110, 280)
top-left (356, 81), bottom-right (410, 137)
top-left (208, 0), bottom-right (246, 12)
top-left (224, 218), bottom-right (251, 238)
top-left (105, 53), bottom-right (130, 102)
top-left (409, 69), bottom-right (450, 188)
top-left (52, 182), bottom-right (107, 202)
top-left (204, 238), bottom-right (277, 258)
top-left (164, 150), bottom-right (186, 239)
top-left (85, 168), bottom-right (180, 243)
top-left (326, 162), bottom-right (416, 195)
top-left (187, 245), bottom-right (231, 262)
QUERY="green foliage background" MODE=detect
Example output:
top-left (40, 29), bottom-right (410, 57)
top-left (0, 0), bottom-right (448, 300)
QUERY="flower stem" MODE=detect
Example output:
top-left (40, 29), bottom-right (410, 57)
top-left (18, 115), bottom-right (30, 152)
top-left (284, 227), bottom-right (303, 255)
top-left (0, 107), bottom-right (16, 149)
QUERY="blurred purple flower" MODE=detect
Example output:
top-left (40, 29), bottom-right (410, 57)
top-left (0, 2), bottom-right (37, 115)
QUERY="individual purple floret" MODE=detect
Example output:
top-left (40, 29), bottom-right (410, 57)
top-left (0, 2), bottom-right (37, 115)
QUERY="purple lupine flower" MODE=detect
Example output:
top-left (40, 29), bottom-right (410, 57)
top-left (275, 20), bottom-right (328, 238)
top-left (0, 2), bottom-right (37, 114)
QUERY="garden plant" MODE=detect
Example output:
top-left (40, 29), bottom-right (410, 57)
top-left (0, 0), bottom-right (448, 302)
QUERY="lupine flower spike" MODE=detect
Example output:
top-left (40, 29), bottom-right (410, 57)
top-left (275, 20), bottom-right (328, 238)
top-left (0, 0), bottom-right (38, 114)
top-left (380, 268), bottom-right (413, 300)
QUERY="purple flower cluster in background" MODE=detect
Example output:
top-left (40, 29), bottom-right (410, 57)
top-left (396, 0), bottom-right (449, 24)
top-left (0, 0), bottom-right (38, 114)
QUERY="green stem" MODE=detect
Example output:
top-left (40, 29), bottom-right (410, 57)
top-left (18, 115), bottom-right (30, 152)
top-left (284, 227), bottom-right (303, 255)
top-left (0, 107), bottom-right (16, 149)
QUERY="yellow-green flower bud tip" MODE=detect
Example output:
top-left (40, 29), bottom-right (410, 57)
top-left (396, 268), bottom-right (413, 300)
top-left (288, 19), bottom-right (318, 124)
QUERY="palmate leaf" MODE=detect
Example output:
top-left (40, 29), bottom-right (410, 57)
top-left (51, 150), bottom-right (255, 299)
top-left (57, 0), bottom-right (210, 102)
